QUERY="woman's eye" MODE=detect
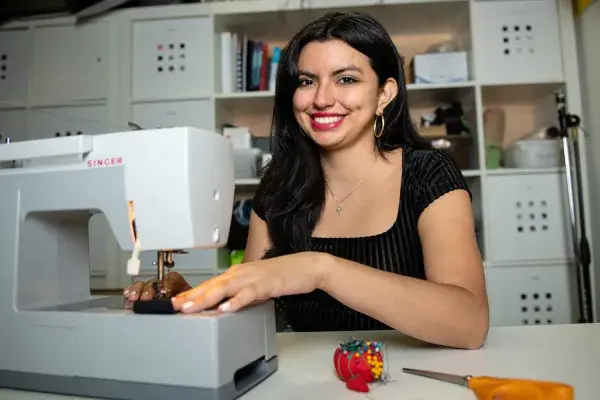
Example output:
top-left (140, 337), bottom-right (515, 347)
top-left (338, 76), bottom-right (357, 84)
top-left (298, 78), bottom-right (313, 86)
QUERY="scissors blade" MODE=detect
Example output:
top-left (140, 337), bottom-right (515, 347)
top-left (402, 368), bottom-right (470, 387)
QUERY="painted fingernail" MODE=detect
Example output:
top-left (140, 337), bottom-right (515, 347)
top-left (182, 301), bottom-right (194, 311)
top-left (219, 302), bottom-right (231, 312)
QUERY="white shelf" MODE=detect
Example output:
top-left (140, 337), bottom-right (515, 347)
top-left (462, 169), bottom-right (480, 178)
top-left (485, 167), bottom-right (565, 176)
top-left (215, 91), bottom-right (275, 100)
top-left (235, 178), bottom-right (261, 185)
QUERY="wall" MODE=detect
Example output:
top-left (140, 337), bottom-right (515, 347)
top-left (575, 0), bottom-right (600, 319)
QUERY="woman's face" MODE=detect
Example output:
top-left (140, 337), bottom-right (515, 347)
top-left (292, 39), bottom-right (396, 150)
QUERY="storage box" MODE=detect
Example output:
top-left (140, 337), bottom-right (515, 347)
top-left (234, 148), bottom-right (261, 179)
top-left (503, 139), bottom-right (563, 169)
top-left (224, 127), bottom-right (252, 149)
top-left (413, 52), bottom-right (469, 84)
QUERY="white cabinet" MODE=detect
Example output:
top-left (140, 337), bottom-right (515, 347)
top-left (132, 16), bottom-right (214, 101)
top-left (0, 29), bottom-right (31, 108)
top-left (484, 173), bottom-right (573, 264)
top-left (472, 0), bottom-right (564, 84)
top-left (485, 265), bottom-right (575, 326)
top-left (26, 105), bottom-right (111, 140)
top-left (0, 109), bottom-right (27, 142)
top-left (32, 22), bottom-right (109, 105)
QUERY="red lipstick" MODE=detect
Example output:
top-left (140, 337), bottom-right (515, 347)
top-left (309, 112), bottom-right (345, 131)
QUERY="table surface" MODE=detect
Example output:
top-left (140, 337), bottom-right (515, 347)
top-left (2, 323), bottom-right (599, 400)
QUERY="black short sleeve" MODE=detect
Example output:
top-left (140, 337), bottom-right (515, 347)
top-left (413, 149), bottom-right (472, 217)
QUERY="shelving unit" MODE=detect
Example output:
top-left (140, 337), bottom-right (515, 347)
top-left (0, 0), bottom-right (595, 326)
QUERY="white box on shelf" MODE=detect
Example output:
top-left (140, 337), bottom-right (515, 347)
top-left (472, 0), bottom-right (563, 84)
top-left (131, 99), bottom-right (215, 131)
top-left (234, 148), bottom-right (261, 180)
top-left (484, 173), bottom-right (573, 263)
top-left (224, 127), bottom-right (252, 149)
top-left (132, 16), bottom-right (213, 101)
top-left (0, 29), bottom-right (31, 108)
top-left (485, 264), bottom-right (576, 327)
top-left (413, 52), bottom-right (469, 84)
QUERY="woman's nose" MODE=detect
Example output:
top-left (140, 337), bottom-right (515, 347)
top-left (313, 84), bottom-right (335, 109)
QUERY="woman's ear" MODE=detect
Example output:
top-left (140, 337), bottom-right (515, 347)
top-left (377, 78), bottom-right (399, 114)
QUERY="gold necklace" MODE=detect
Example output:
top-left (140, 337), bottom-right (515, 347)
top-left (325, 178), bottom-right (365, 215)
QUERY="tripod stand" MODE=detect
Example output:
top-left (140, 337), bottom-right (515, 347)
top-left (555, 90), bottom-right (594, 323)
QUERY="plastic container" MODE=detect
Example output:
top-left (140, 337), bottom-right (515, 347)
top-left (233, 147), bottom-right (261, 179)
top-left (503, 138), bottom-right (563, 169)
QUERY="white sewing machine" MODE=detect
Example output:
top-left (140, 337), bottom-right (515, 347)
top-left (0, 127), bottom-right (278, 400)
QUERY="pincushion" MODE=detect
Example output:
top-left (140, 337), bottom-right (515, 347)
top-left (333, 338), bottom-right (386, 393)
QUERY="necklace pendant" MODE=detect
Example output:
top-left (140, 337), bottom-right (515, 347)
top-left (335, 204), bottom-right (343, 215)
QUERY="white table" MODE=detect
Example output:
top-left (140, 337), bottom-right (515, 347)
top-left (1, 323), bottom-right (599, 400)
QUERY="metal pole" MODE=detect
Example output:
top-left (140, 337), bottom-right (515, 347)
top-left (555, 90), bottom-right (594, 323)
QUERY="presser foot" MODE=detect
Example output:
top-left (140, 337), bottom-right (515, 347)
top-left (152, 249), bottom-right (186, 300)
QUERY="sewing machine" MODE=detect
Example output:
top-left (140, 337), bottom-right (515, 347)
top-left (0, 127), bottom-right (278, 400)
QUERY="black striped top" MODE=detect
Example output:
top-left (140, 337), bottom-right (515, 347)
top-left (252, 146), bottom-right (471, 332)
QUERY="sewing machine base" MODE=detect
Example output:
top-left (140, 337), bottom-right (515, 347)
top-left (0, 297), bottom-right (278, 400)
top-left (0, 357), bottom-right (278, 400)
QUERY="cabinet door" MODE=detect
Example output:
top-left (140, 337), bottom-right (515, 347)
top-left (26, 105), bottom-right (111, 140)
top-left (485, 173), bottom-right (573, 263)
top-left (131, 99), bottom-right (215, 131)
top-left (0, 29), bottom-right (31, 107)
top-left (472, 0), bottom-right (563, 84)
top-left (0, 109), bottom-right (27, 142)
top-left (32, 22), bottom-right (108, 105)
top-left (132, 16), bottom-right (213, 101)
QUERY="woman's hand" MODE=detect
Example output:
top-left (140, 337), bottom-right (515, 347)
top-left (171, 251), bottom-right (327, 314)
top-left (122, 271), bottom-right (192, 308)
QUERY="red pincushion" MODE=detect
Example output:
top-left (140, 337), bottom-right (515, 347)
top-left (333, 338), bottom-right (385, 393)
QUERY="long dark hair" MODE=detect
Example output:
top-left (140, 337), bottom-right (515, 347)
top-left (257, 11), bottom-right (430, 258)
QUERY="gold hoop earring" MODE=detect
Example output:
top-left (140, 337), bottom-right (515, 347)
top-left (373, 114), bottom-right (385, 138)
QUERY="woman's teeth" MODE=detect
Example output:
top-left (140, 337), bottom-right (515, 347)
top-left (314, 116), bottom-right (343, 124)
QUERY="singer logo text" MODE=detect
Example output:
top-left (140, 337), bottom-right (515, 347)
top-left (87, 157), bottom-right (123, 168)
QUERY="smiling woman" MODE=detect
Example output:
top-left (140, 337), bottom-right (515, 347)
top-left (125, 11), bottom-right (489, 350)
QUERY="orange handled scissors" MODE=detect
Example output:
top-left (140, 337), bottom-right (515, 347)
top-left (402, 368), bottom-right (574, 400)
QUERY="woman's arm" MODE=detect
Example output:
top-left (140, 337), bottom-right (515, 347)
top-left (317, 189), bottom-right (489, 350)
top-left (242, 211), bottom-right (271, 263)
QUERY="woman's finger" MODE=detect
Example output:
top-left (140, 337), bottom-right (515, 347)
top-left (124, 281), bottom-right (145, 301)
top-left (172, 271), bottom-right (233, 309)
top-left (139, 280), bottom-right (156, 300)
top-left (218, 286), bottom-right (259, 313)
top-left (179, 277), bottom-right (234, 313)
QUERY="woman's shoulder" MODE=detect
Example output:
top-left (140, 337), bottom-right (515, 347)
top-left (403, 147), bottom-right (466, 183)
top-left (404, 146), bottom-right (461, 174)
top-left (402, 146), bottom-right (472, 216)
